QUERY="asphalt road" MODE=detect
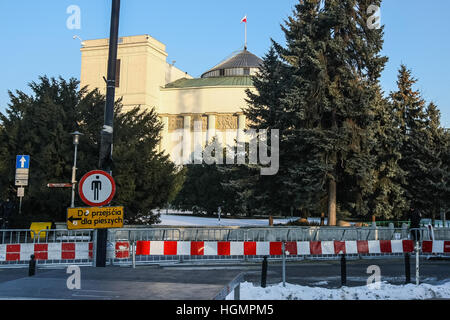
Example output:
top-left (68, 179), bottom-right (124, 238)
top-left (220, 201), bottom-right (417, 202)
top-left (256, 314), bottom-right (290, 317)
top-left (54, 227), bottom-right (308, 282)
top-left (0, 266), bottom-right (241, 300)
top-left (0, 257), bottom-right (448, 300)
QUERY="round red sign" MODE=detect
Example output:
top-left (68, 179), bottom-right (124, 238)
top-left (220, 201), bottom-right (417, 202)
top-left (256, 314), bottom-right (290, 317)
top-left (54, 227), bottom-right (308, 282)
top-left (78, 170), bottom-right (116, 207)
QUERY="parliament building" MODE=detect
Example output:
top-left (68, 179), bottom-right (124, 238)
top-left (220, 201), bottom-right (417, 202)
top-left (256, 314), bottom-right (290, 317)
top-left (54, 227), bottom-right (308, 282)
top-left (80, 34), bottom-right (262, 164)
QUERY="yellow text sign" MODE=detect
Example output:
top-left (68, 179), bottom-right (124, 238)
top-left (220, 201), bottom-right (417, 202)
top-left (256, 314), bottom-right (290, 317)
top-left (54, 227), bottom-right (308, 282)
top-left (67, 206), bottom-right (124, 230)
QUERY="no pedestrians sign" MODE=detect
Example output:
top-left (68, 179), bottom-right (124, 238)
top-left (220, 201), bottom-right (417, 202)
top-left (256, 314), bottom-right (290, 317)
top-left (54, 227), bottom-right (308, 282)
top-left (78, 170), bottom-right (116, 207)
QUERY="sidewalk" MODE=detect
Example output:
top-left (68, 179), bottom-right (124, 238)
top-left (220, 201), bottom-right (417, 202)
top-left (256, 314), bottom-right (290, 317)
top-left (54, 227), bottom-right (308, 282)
top-left (0, 265), bottom-right (241, 300)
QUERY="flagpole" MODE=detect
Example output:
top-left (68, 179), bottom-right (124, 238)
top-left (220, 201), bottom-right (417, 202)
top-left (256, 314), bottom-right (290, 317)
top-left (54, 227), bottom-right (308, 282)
top-left (244, 15), bottom-right (247, 50)
top-left (245, 21), bottom-right (247, 50)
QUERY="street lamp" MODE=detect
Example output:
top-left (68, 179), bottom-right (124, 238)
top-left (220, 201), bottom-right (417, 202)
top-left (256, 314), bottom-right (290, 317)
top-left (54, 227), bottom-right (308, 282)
top-left (71, 131), bottom-right (83, 208)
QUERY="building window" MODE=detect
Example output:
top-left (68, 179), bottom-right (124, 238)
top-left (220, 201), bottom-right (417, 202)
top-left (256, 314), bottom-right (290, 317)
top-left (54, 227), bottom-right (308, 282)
top-left (244, 68), bottom-right (250, 76)
top-left (115, 59), bottom-right (121, 88)
top-left (219, 69), bottom-right (225, 76)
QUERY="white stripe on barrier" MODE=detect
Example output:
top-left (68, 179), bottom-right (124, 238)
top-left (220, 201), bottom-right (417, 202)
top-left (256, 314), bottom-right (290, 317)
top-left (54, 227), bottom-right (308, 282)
top-left (256, 242), bottom-right (270, 256)
top-left (0, 245), bottom-right (5, 261)
top-left (321, 241), bottom-right (335, 255)
top-left (150, 241), bottom-right (164, 255)
top-left (230, 242), bottom-right (244, 256)
top-left (297, 242), bottom-right (311, 255)
top-left (432, 240), bottom-right (444, 253)
top-left (47, 243), bottom-right (61, 260)
top-left (345, 241), bottom-right (358, 254)
top-left (177, 241), bottom-right (191, 255)
top-left (368, 241), bottom-right (381, 254)
top-left (21, 243), bottom-right (34, 261)
top-left (76, 243), bottom-right (90, 260)
top-left (391, 240), bottom-right (404, 253)
top-left (204, 242), bottom-right (217, 256)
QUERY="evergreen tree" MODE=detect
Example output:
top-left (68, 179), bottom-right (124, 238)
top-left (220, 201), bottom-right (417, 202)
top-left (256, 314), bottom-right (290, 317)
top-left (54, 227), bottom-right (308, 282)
top-left (365, 87), bottom-right (407, 220)
top-left (391, 66), bottom-right (448, 220)
top-left (0, 76), bottom-right (183, 227)
top-left (243, 0), bottom-right (391, 223)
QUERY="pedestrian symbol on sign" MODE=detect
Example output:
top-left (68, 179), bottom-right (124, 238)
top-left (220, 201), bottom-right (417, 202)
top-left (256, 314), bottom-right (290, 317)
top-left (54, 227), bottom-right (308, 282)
top-left (92, 176), bottom-right (102, 201)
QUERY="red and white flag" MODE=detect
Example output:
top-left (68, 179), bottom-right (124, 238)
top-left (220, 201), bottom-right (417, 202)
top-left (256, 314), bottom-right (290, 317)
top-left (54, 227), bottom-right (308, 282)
top-left (241, 15), bottom-right (247, 23)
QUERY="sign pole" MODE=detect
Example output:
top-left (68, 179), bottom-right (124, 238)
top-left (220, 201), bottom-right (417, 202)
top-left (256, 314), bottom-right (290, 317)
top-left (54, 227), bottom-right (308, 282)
top-left (97, 0), bottom-right (121, 268)
top-left (18, 196), bottom-right (23, 215)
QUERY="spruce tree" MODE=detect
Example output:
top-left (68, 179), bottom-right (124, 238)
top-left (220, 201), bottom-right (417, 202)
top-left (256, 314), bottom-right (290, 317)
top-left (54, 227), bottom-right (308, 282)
top-left (391, 66), bottom-right (448, 219)
top-left (243, 0), bottom-right (390, 223)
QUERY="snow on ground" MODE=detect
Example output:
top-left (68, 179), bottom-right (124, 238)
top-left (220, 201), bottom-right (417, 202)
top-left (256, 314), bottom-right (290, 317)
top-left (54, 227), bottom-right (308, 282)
top-left (231, 281), bottom-right (450, 300)
top-left (157, 214), bottom-right (298, 227)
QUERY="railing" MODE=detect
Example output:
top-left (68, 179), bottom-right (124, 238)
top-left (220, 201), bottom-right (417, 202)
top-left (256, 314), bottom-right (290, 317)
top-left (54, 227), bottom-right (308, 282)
top-left (103, 226), bottom-right (446, 243)
top-left (2, 226), bottom-right (448, 245)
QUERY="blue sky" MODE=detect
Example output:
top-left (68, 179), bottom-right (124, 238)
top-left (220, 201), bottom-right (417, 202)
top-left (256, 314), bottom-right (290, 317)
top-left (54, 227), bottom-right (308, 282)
top-left (1, 0), bottom-right (449, 127)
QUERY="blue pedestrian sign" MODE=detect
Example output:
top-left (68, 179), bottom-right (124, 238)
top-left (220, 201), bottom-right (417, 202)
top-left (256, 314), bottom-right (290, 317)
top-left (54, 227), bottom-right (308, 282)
top-left (16, 155), bottom-right (30, 169)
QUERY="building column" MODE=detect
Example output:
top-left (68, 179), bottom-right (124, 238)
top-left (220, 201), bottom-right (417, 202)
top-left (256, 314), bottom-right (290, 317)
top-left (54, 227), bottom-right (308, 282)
top-left (182, 114), bottom-right (192, 164)
top-left (237, 113), bottom-right (246, 143)
top-left (206, 113), bottom-right (217, 144)
top-left (159, 115), bottom-right (169, 154)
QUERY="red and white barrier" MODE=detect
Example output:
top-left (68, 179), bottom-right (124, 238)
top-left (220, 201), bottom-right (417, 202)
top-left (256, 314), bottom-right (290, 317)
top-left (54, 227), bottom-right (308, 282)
top-left (133, 240), bottom-right (419, 257)
top-left (1, 240), bottom-right (449, 262)
top-left (0, 243), bottom-right (93, 262)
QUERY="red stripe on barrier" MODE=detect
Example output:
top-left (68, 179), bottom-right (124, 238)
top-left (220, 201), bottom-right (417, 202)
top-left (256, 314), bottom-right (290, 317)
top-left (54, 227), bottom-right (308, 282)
top-left (422, 241), bottom-right (433, 253)
top-left (6, 244), bottom-right (20, 261)
top-left (402, 240), bottom-right (414, 253)
top-left (89, 242), bottom-right (93, 259)
top-left (191, 242), bottom-right (204, 256)
top-left (217, 242), bottom-right (230, 256)
top-left (334, 241), bottom-right (346, 255)
top-left (164, 242), bottom-right (177, 255)
top-left (357, 241), bottom-right (369, 254)
top-left (34, 244), bottom-right (48, 260)
top-left (244, 242), bottom-right (256, 256)
top-left (285, 242), bottom-right (297, 256)
top-left (6, 244), bottom-right (20, 253)
top-left (115, 242), bottom-right (129, 259)
top-left (444, 241), bottom-right (450, 253)
top-left (310, 242), bottom-right (322, 255)
top-left (270, 242), bottom-right (282, 255)
top-left (136, 241), bottom-right (150, 255)
top-left (379, 240), bottom-right (392, 253)
top-left (62, 243), bottom-right (76, 260)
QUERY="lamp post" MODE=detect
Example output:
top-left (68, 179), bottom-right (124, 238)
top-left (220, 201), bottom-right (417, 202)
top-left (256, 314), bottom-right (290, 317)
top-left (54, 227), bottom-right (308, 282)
top-left (71, 131), bottom-right (83, 208)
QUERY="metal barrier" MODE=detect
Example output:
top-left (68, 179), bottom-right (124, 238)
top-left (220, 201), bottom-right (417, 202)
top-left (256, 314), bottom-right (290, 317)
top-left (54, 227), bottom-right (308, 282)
top-left (107, 226), bottom-right (434, 243)
top-left (1, 229), bottom-right (37, 244)
top-left (1, 226), bottom-right (449, 267)
top-left (0, 229), bottom-right (94, 267)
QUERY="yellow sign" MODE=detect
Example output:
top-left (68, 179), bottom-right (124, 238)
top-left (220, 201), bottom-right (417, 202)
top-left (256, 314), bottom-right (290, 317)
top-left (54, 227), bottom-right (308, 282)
top-left (30, 222), bottom-right (52, 239)
top-left (67, 206), bottom-right (124, 230)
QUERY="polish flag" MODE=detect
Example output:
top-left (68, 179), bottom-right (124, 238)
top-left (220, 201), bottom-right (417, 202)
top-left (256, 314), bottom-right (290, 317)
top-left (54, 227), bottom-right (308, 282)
top-left (241, 16), bottom-right (247, 23)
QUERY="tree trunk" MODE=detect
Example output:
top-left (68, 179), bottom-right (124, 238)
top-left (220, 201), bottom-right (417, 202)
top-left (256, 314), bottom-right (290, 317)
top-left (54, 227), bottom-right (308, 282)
top-left (328, 178), bottom-right (337, 226)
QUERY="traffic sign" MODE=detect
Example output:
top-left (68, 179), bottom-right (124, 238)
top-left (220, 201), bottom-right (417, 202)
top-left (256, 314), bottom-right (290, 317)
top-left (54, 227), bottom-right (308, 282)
top-left (17, 187), bottom-right (25, 197)
top-left (78, 170), bottom-right (116, 207)
top-left (47, 183), bottom-right (72, 188)
top-left (15, 156), bottom-right (30, 187)
top-left (67, 206), bottom-right (124, 230)
top-left (16, 155), bottom-right (30, 169)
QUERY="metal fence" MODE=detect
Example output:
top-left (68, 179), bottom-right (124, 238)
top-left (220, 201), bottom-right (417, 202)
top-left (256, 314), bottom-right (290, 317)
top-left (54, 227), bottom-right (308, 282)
top-left (108, 226), bottom-right (441, 243)
top-left (0, 229), bottom-right (93, 244)
top-left (1, 226), bottom-right (449, 267)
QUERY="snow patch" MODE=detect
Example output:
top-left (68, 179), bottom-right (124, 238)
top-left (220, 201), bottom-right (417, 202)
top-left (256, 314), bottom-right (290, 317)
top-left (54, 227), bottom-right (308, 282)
top-left (233, 281), bottom-right (450, 300)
